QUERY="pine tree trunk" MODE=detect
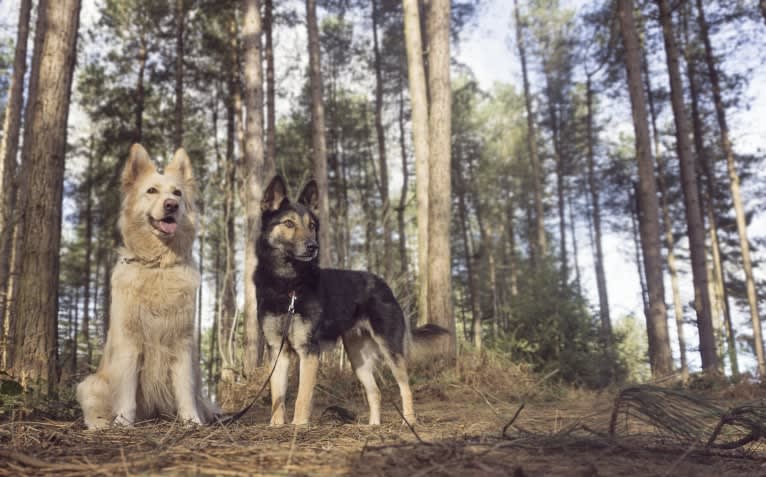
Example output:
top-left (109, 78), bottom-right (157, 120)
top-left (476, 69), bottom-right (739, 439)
top-left (568, 192), bottom-right (581, 294)
top-left (585, 75), bottom-right (611, 340)
top-left (174, 0), bottom-right (185, 148)
top-left (696, 0), bottom-right (763, 377)
top-left (397, 79), bottom-right (409, 277)
top-left (426, 0), bottom-right (455, 358)
top-left (82, 140), bottom-right (94, 367)
top-left (306, 0), bottom-right (331, 267)
top-left (135, 34), bottom-right (146, 143)
top-left (9, 0), bottom-right (81, 396)
top-left (617, 0), bottom-right (673, 377)
top-left (402, 0), bottom-right (430, 327)
top-left (630, 186), bottom-right (650, 321)
top-left (264, 0), bottom-right (276, 178)
top-left (456, 166), bottom-right (480, 349)
top-left (513, 0), bottom-right (546, 262)
top-left (219, 18), bottom-right (239, 384)
top-left (371, 0), bottom-right (392, 281)
top-left (241, 0), bottom-right (266, 375)
top-left (641, 45), bottom-right (687, 378)
top-left (545, 76), bottom-right (567, 284)
top-left (656, 0), bottom-right (718, 372)
top-left (0, 0), bottom-right (32, 337)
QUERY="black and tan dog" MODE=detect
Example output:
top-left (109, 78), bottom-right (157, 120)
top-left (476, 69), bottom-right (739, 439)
top-left (256, 175), bottom-right (447, 426)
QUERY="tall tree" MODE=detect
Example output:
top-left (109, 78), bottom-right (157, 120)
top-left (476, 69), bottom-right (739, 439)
top-left (263, 0), bottom-right (276, 176)
top-left (584, 73), bottom-right (611, 341)
top-left (306, 0), bottom-right (331, 267)
top-left (616, 0), bottom-right (673, 377)
top-left (241, 0), bottom-right (265, 375)
top-left (655, 0), bottom-right (718, 372)
top-left (426, 0), bottom-right (455, 357)
top-left (695, 0), bottom-right (764, 377)
top-left (0, 0), bottom-right (32, 337)
top-left (174, 0), bottom-right (185, 148)
top-left (371, 0), bottom-right (392, 281)
top-left (402, 0), bottom-right (430, 327)
top-left (513, 0), bottom-right (546, 262)
top-left (9, 0), bottom-right (82, 396)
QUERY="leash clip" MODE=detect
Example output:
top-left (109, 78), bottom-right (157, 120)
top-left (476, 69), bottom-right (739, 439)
top-left (288, 291), bottom-right (297, 314)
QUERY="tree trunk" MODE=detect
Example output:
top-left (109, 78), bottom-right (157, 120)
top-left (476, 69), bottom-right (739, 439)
top-left (545, 76), bottom-right (567, 284)
top-left (82, 140), bottom-right (94, 368)
top-left (584, 75), bottom-right (611, 340)
top-left (425, 0), bottom-right (455, 358)
top-left (135, 34), bottom-right (147, 143)
top-left (0, 0), bottom-right (32, 336)
top-left (8, 0), bottom-right (81, 397)
top-left (656, 0), bottom-right (718, 372)
top-left (696, 0), bottom-right (763, 377)
top-left (402, 0), bottom-right (430, 327)
top-left (241, 0), bottom-right (266, 374)
top-left (568, 191), bottom-right (581, 294)
top-left (264, 0), bottom-right (276, 178)
top-left (455, 164), bottom-right (480, 350)
top-left (371, 0), bottom-right (392, 281)
top-left (219, 17), bottom-right (240, 384)
top-left (641, 43), bottom-right (688, 378)
top-left (174, 0), bottom-right (185, 148)
top-left (306, 0), bottom-right (331, 267)
top-left (513, 0), bottom-right (546, 263)
top-left (630, 185), bottom-right (650, 321)
top-left (617, 0), bottom-right (673, 377)
top-left (397, 78), bottom-right (409, 277)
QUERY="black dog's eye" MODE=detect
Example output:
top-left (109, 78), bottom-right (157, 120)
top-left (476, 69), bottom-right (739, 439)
top-left (147, 187), bottom-right (158, 194)
top-left (308, 222), bottom-right (316, 231)
top-left (283, 219), bottom-right (295, 228)
top-left (173, 190), bottom-right (182, 197)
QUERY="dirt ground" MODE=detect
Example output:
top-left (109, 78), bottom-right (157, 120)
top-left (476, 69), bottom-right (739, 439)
top-left (1, 358), bottom-right (765, 476)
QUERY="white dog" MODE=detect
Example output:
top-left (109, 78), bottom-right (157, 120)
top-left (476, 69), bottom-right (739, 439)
top-left (77, 144), bottom-right (215, 429)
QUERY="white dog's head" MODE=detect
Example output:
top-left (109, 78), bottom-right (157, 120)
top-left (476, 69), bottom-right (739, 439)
top-left (119, 144), bottom-right (197, 259)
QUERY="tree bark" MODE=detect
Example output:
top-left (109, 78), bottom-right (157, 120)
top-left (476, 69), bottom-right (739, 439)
top-left (82, 140), bottom-right (95, 367)
top-left (455, 165), bottom-right (480, 350)
top-left (241, 0), bottom-right (266, 374)
top-left (617, 0), bottom-right (673, 377)
top-left (219, 15), bottom-right (240, 385)
top-left (264, 0), bottom-right (276, 178)
top-left (426, 0), bottom-right (455, 358)
top-left (174, 0), bottom-right (185, 148)
top-left (402, 0), bottom-right (430, 327)
top-left (306, 0), bottom-right (331, 267)
top-left (0, 0), bottom-right (32, 337)
top-left (397, 77), bottom-right (409, 277)
top-left (656, 0), bottom-right (718, 372)
top-left (513, 0), bottom-right (546, 263)
top-left (696, 0), bottom-right (763, 377)
top-left (371, 0), bottom-right (392, 281)
top-left (8, 0), bottom-right (81, 396)
top-left (584, 75), bottom-right (611, 340)
top-left (641, 43), bottom-right (688, 378)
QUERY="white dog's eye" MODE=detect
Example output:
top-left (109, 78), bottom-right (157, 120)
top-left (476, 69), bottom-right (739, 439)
top-left (173, 190), bottom-right (182, 197)
top-left (283, 219), bottom-right (295, 228)
top-left (147, 187), bottom-right (158, 194)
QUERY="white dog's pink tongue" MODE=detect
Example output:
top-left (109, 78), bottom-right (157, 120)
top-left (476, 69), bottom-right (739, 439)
top-left (159, 221), bottom-right (177, 235)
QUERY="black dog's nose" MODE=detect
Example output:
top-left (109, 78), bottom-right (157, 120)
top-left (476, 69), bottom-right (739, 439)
top-left (164, 199), bottom-right (179, 213)
top-left (305, 241), bottom-right (318, 253)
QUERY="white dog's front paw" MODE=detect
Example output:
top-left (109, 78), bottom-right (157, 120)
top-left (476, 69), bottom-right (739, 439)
top-left (179, 410), bottom-right (202, 426)
top-left (113, 412), bottom-right (135, 427)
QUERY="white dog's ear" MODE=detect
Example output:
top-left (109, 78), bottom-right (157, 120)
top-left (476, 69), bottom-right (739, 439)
top-left (122, 144), bottom-right (156, 192)
top-left (298, 179), bottom-right (319, 213)
top-left (166, 147), bottom-right (195, 185)
top-left (262, 175), bottom-right (289, 212)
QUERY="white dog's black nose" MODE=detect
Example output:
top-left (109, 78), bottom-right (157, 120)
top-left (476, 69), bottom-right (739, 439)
top-left (164, 199), bottom-right (179, 213)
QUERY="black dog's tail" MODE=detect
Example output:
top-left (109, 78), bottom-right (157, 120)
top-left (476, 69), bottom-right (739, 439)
top-left (407, 323), bottom-right (450, 361)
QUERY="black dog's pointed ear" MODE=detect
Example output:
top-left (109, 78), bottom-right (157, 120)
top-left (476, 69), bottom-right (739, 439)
top-left (298, 179), bottom-right (319, 212)
top-left (262, 175), bottom-right (289, 212)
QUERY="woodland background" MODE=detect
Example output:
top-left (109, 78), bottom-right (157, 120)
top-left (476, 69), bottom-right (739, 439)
top-left (0, 0), bottom-right (765, 405)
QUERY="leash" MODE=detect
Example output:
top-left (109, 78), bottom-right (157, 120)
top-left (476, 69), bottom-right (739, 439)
top-left (214, 291), bottom-right (297, 425)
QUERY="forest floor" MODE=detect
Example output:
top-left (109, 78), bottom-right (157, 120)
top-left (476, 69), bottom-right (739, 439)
top-left (1, 353), bottom-right (765, 476)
